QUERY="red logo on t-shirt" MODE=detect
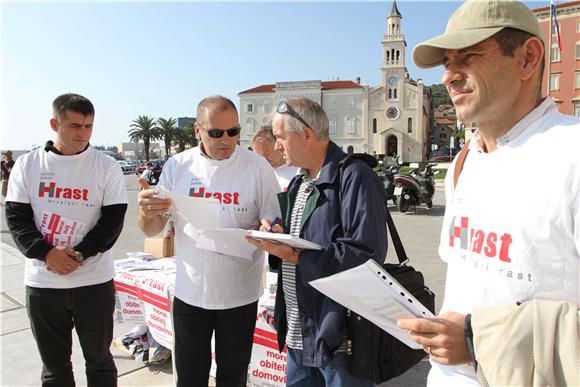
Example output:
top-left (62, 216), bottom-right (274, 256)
top-left (448, 216), bottom-right (513, 262)
top-left (189, 186), bottom-right (240, 205)
top-left (38, 181), bottom-right (89, 201)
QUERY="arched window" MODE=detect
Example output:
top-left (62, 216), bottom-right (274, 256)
top-left (393, 88), bottom-right (397, 99)
top-left (388, 89), bottom-right (392, 99)
top-left (372, 118), bottom-right (377, 134)
top-left (407, 117), bottom-right (412, 133)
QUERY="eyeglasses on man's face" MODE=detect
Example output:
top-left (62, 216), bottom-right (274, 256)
top-left (276, 101), bottom-right (311, 129)
top-left (199, 124), bottom-right (241, 139)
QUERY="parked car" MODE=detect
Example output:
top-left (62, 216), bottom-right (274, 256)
top-left (135, 160), bottom-right (165, 178)
top-left (117, 160), bottom-right (134, 174)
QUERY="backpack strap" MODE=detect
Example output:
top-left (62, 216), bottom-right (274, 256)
top-left (453, 140), bottom-right (470, 189)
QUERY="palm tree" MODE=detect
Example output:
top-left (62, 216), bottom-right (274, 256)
top-left (128, 116), bottom-right (160, 161)
top-left (156, 117), bottom-right (177, 159)
top-left (173, 123), bottom-right (198, 153)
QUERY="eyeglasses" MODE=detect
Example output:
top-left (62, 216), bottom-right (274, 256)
top-left (277, 101), bottom-right (311, 129)
top-left (199, 125), bottom-right (241, 139)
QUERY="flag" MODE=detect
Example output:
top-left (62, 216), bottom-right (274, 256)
top-left (551, 0), bottom-right (562, 52)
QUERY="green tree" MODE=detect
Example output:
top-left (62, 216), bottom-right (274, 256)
top-left (173, 123), bottom-right (198, 153)
top-left (156, 117), bottom-right (177, 159)
top-left (128, 115), bottom-right (160, 161)
top-left (428, 84), bottom-right (452, 107)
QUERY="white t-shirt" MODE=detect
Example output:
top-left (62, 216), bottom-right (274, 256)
top-left (159, 145), bottom-right (281, 310)
top-left (428, 98), bottom-right (580, 386)
top-left (7, 147), bottom-right (128, 289)
top-left (274, 164), bottom-right (298, 191)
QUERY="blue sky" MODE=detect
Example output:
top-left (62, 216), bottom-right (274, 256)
top-left (1, 0), bottom-right (546, 150)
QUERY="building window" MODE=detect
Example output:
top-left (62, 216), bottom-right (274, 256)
top-left (372, 118), bottom-right (377, 134)
top-left (328, 97), bottom-right (336, 111)
top-left (348, 97), bottom-right (355, 109)
top-left (388, 89), bottom-right (392, 99)
top-left (345, 117), bottom-right (356, 134)
top-left (549, 73), bottom-right (560, 91)
top-left (393, 88), bottom-right (398, 99)
top-left (576, 41), bottom-right (580, 59)
top-left (576, 72), bottom-right (580, 89)
top-left (246, 118), bottom-right (256, 134)
top-left (574, 102), bottom-right (580, 117)
top-left (262, 102), bottom-right (269, 113)
top-left (407, 117), bottom-right (412, 133)
top-left (577, 19), bottom-right (580, 32)
top-left (551, 45), bottom-right (560, 62)
top-left (246, 103), bottom-right (254, 113)
top-left (329, 119), bottom-right (337, 134)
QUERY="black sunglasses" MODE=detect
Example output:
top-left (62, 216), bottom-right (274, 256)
top-left (199, 125), bottom-right (241, 139)
top-left (277, 101), bottom-right (311, 129)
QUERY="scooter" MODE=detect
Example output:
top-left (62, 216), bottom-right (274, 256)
top-left (393, 163), bottom-right (438, 213)
top-left (376, 156), bottom-right (400, 205)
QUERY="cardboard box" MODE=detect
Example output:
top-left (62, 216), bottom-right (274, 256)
top-left (144, 238), bottom-right (174, 258)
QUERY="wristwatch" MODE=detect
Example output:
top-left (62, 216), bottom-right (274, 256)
top-left (73, 252), bottom-right (85, 264)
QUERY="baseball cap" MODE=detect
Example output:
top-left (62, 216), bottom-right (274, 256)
top-left (413, 0), bottom-right (543, 69)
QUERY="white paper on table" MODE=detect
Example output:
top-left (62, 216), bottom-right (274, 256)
top-left (309, 259), bottom-right (434, 349)
top-left (158, 186), bottom-right (220, 229)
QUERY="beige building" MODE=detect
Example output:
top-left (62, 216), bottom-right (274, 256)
top-left (118, 142), bottom-right (162, 160)
top-left (238, 1), bottom-right (430, 162)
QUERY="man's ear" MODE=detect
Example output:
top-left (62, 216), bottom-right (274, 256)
top-left (49, 118), bottom-right (59, 132)
top-left (303, 126), bottom-right (315, 143)
top-left (519, 37), bottom-right (544, 81)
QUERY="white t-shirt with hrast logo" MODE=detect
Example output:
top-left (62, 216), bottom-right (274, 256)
top-left (428, 98), bottom-right (580, 386)
top-left (159, 145), bottom-right (281, 310)
top-left (6, 147), bottom-right (128, 289)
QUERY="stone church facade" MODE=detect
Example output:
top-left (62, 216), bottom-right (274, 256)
top-left (238, 1), bottom-right (430, 162)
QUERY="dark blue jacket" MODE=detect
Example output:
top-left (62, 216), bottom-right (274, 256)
top-left (271, 141), bottom-right (387, 367)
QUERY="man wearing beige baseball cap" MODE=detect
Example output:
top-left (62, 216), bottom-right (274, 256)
top-left (398, 1), bottom-right (580, 386)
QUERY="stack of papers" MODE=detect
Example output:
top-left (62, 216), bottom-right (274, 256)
top-left (157, 186), bottom-right (322, 260)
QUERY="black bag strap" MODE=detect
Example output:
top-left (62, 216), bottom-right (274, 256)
top-left (339, 154), bottom-right (408, 265)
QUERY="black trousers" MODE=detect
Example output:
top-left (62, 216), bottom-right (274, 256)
top-left (26, 280), bottom-right (118, 387)
top-left (173, 297), bottom-right (258, 387)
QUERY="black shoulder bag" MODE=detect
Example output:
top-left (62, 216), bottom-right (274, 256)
top-left (340, 154), bottom-right (436, 384)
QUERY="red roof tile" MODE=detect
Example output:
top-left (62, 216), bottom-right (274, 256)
top-left (239, 80), bottom-right (363, 94)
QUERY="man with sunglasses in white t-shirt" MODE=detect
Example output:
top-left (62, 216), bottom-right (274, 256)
top-left (138, 95), bottom-right (280, 387)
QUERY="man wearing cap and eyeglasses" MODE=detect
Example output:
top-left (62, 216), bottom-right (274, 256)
top-left (246, 97), bottom-right (387, 386)
top-left (137, 95), bottom-right (280, 386)
top-left (397, 1), bottom-right (580, 386)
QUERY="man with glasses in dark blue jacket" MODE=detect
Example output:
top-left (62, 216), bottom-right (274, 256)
top-left (247, 97), bottom-right (387, 386)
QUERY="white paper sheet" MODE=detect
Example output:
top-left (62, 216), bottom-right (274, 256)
top-left (309, 259), bottom-right (434, 349)
top-left (158, 186), bottom-right (220, 229)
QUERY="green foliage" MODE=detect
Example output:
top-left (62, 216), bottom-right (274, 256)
top-left (428, 84), bottom-right (452, 107)
top-left (128, 115), bottom-right (161, 161)
top-left (173, 123), bottom-right (198, 153)
top-left (157, 117), bottom-right (177, 159)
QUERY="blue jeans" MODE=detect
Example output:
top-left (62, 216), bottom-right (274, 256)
top-left (286, 348), bottom-right (373, 387)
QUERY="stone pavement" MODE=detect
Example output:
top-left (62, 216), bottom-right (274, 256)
top-left (1, 175), bottom-right (448, 386)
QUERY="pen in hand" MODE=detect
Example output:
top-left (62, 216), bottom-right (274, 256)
top-left (268, 217), bottom-right (281, 232)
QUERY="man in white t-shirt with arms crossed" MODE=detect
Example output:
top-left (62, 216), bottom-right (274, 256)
top-left (5, 93), bottom-right (128, 386)
top-left (138, 95), bottom-right (280, 387)
top-left (398, 1), bottom-right (579, 386)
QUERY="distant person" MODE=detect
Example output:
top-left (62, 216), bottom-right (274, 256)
top-left (140, 161), bottom-right (157, 186)
top-left (247, 98), bottom-right (386, 386)
top-left (397, 1), bottom-right (580, 386)
top-left (137, 95), bottom-right (280, 387)
top-left (1, 150), bottom-right (15, 200)
top-left (5, 93), bottom-right (128, 386)
top-left (251, 125), bottom-right (297, 191)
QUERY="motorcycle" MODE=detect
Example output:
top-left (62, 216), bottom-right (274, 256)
top-left (375, 156), bottom-right (400, 205)
top-left (393, 163), bottom-right (438, 213)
